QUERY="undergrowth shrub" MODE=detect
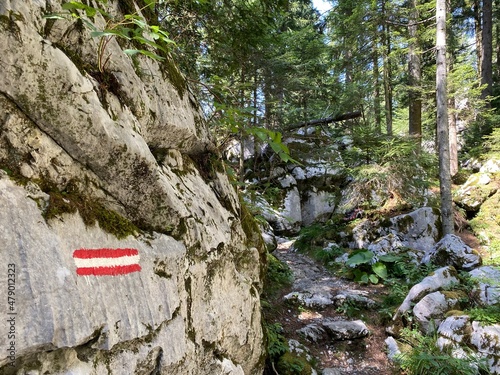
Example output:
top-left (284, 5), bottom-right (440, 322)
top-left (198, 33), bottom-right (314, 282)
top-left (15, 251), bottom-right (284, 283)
top-left (263, 253), bottom-right (293, 299)
top-left (396, 328), bottom-right (489, 375)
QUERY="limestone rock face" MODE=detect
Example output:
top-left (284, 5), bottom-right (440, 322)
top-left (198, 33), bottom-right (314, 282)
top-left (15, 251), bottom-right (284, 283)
top-left (0, 1), bottom-right (264, 374)
top-left (386, 207), bottom-right (441, 254)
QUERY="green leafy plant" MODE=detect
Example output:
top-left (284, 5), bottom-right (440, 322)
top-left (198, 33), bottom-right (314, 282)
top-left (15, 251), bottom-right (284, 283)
top-left (336, 299), bottom-right (362, 318)
top-left (265, 322), bottom-right (289, 360)
top-left (263, 253), bottom-right (293, 298)
top-left (345, 249), bottom-right (389, 284)
top-left (465, 305), bottom-right (500, 325)
top-left (44, 0), bottom-right (175, 72)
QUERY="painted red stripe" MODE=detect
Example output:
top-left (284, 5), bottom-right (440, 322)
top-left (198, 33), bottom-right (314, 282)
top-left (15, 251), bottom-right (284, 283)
top-left (73, 248), bottom-right (138, 259)
top-left (76, 264), bottom-right (141, 276)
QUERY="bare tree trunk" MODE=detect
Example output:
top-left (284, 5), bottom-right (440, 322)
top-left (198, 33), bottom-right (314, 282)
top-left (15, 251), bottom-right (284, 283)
top-left (481, 0), bottom-right (493, 100)
top-left (436, 0), bottom-right (454, 235)
top-left (449, 96), bottom-right (459, 177)
top-left (496, 4), bottom-right (500, 81)
top-left (474, 0), bottom-right (482, 75)
top-left (382, 0), bottom-right (393, 135)
top-left (373, 43), bottom-right (382, 133)
top-left (408, 0), bottom-right (422, 148)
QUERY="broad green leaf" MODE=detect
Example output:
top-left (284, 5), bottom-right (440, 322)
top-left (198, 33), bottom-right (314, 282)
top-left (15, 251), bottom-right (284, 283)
top-left (144, 0), bottom-right (157, 11)
top-left (372, 262), bottom-right (388, 280)
top-left (62, 2), bottom-right (87, 11)
top-left (91, 30), bottom-right (130, 39)
top-left (131, 18), bottom-right (147, 29)
top-left (62, 2), bottom-right (96, 17)
top-left (346, 250), bottom-right (374, 266)
top-left (132, 36), bottom-right (166, 51)
top-left (81, 18), bottom-right (98, 31)
top-left (378, 254), bottom-right (401, 263)
top-left (369, 274), bottom-right (379, 284)
top-left (42, 13), bottom-right (68, 20)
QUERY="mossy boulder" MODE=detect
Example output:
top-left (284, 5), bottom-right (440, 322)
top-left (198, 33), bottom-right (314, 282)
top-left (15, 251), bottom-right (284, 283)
top-left (469, 190), bottom-right (500, 263)
top-left (453, 172), bottom-right (499, 212)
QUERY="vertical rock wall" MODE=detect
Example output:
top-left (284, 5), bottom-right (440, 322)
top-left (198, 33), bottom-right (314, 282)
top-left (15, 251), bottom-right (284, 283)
top-left (0, 1), bottom-right (264, 374)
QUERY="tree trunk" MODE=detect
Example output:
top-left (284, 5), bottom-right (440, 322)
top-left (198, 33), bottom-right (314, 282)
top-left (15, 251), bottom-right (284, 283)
top-left (381, 0), bottom-right (393, 135)
top-left (474, 0), bottom-right (482, 75)
top-left (481, 0), bottom-right (493, 100)
top-left (436, 0), bottom-right (454, 235)
top-left (408, 0), bottom-right (422, 148)
top-left (496, 4), bottom-right (500, 82)
top-left (449, 96), bottom-right (459, 177)
top-left (373, 42), bottom-right (382, 133)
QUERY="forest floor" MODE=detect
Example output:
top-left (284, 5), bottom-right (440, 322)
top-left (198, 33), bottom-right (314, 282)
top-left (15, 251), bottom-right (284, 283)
top-left (268, 239), bottom-right (400, 375)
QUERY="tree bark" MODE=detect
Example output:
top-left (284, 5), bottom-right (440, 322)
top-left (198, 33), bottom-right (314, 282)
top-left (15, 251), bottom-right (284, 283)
top-left (381, 0), bottom-right (393, 135)
top-left (474, 0), bottom-right (482, 75)
top-left (372, 0), bottom-right (382, 133)
top-left (436, 0), bottom-right (454, 235)
top-left (481, 0), bottom-right (493, 100)
top-left (449, 96), bottom-right (459, 177)
top-left (408, 0), bottom-right (422, 148)
top-left (286, 111), bottom-right (362, 131)
top-left (373, 43), bottom-right (382, 133)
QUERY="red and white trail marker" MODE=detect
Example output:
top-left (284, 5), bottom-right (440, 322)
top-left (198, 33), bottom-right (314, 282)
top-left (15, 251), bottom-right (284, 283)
top-left (73, 248), bottom-right (141, 276)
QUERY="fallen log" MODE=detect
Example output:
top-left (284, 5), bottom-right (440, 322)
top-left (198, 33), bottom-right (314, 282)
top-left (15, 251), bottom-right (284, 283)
top-left (286, 111), bottom-right (362, 131)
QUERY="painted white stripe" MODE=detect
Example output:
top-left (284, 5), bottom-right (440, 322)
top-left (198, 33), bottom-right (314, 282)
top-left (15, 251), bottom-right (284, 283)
top-left (74, 255), bottom-right (140, 269)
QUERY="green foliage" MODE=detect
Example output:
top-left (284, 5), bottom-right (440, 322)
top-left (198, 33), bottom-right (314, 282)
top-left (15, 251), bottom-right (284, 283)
top-left (379, 254), bottom-right (437, 319)
top-left (483, 127), bottom-right (500, 159)
top-left (396, 328), bottom-right (489, 375)
top-left (465, 305), bottom-right (500, 325)
top-left (340, 129), bottom-right (436, 211)
top-left (250, 127), bottom-right (300, 164)
top-left (336, 299), bottom-right (362, 318)
top-left (265, 322), bottom-right (289, 361)
top-left (44, 0), bottom-right (175, 72)
top-left (294, 223), bottom-right (329, 253)
top-left (263, 253), bottom-right (293, 298)
top-left (276, 351), bottom-right (312, 375)
top-left (345, 249), bottom-right (390, 284)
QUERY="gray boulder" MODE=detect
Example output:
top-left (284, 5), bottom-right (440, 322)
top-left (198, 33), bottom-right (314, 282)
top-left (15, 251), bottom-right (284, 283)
top-left (350, 207), bottom-right (441, 255)
top-left (469, 266), bottom-right (500, 306)
top-left (480, 159), bottom-right (500, 173)
top-left (394, 266), bottom-right (459, 319)
top-left (453, 172), bottom-right (498, 212)
top-left (436, 315), bottom-right (470, 351)
top-left (470, 322), bottom-right (500, 374)
top-left (322, 319), bottom-right (370, 341)
top-left (427, 234), bottom-right (482, 271)
top-left (385, 336), bottom-right (402, 361)
top-left (413, 291), bottom-right (464, 334)
top-left (386, 207), bottom-right (441, 255)
top-left (297, 324), bottom-right (327, 343)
